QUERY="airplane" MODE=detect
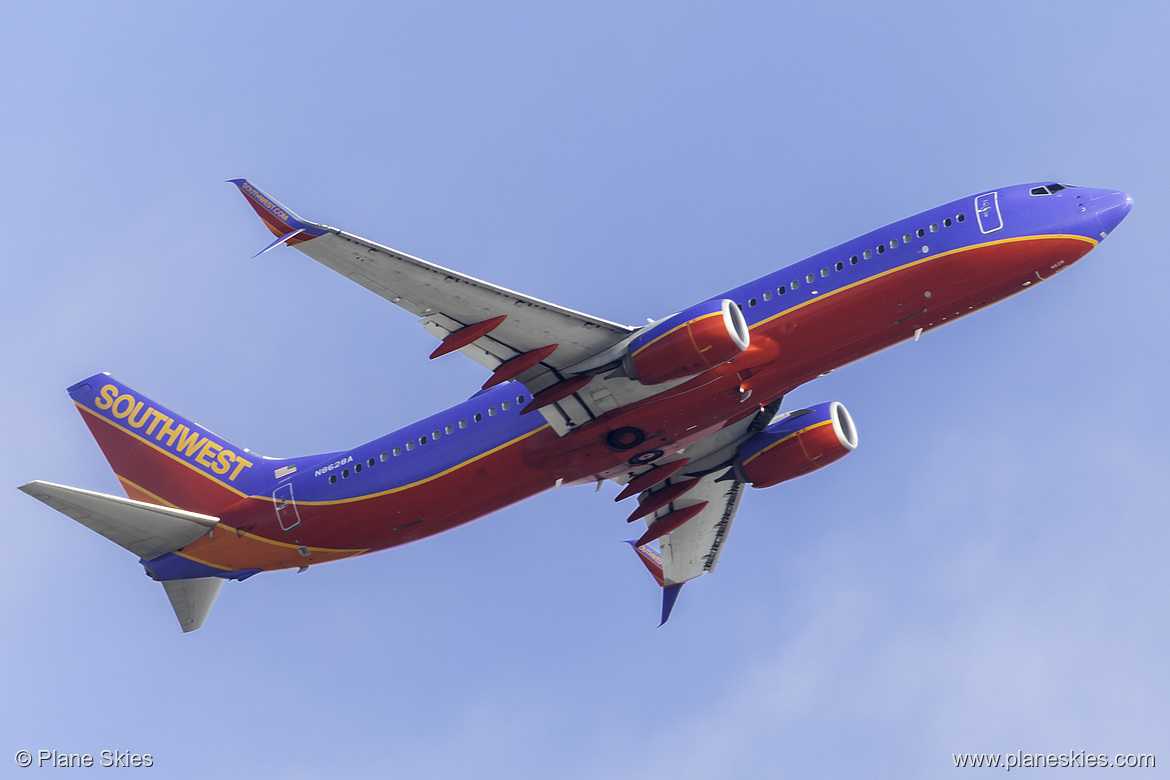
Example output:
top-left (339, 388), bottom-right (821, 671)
top-left (20, 179), bottom-right (1132, 631)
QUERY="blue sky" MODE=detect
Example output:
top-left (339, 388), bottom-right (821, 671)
top-left (3, 1), bottom-right (1167, 777)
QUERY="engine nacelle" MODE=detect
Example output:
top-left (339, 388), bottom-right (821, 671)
top-left (737, 401), bottom-right (858, 488)
top-left (626, 299), bottom-right (750, 385)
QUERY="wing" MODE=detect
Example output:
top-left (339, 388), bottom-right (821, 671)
top-left (623, 471), bottom-right (747, 624)
top-left (637, 471), bottom-right (746, 583)
top-left (616, 398), bottom-right (784, 621)
top-left (231, 180), bottom-right (670, 435)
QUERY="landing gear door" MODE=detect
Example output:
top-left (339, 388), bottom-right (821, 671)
top-left (975, 192), bottom-right (1003, 234)
top-left (273, 482), bottom-right (302, 531)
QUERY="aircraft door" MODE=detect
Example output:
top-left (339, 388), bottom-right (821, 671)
top-left (273, 482), bottom-right (302, 531)
top-left (975, 192), bottom-right (1003, 234)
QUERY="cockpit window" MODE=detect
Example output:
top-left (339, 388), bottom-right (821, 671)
top-left (1030, 183), bottom-right (1072, 196)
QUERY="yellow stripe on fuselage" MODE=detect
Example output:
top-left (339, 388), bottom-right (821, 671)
top-left (80, 398), bottom-right (551, 507)
top-left (748, 234), bottom-right (1097, 333)
top-left (291, 424), bottom-right (550, 507)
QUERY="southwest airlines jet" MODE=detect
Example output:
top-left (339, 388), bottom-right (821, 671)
top-left (20, 181), bottom-right (1132, 631)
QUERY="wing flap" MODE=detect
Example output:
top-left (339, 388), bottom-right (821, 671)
top-left (657, 474), bottom-right (745, 586)
top-left (295, 228), bottom-right (633, 370)
top-left (19, 481), bottom-right (218, 561)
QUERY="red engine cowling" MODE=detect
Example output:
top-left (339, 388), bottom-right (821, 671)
top-left (626, 298), bottom-right (750, 385)
top-left (737, 402), bottom-right (858, 488)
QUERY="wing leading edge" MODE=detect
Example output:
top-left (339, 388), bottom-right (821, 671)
top-left (230, 179), bottom-right (667, 435)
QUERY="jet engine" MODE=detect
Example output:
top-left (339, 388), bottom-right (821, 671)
top-left (626, 298), bottom-right (750, 385)
top-left (737, 401), bottom-right (858, 488)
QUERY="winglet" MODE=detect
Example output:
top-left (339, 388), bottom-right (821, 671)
top-left (660, 583), bottom-right (684, 626)
top-left (228, 179), bottom-right (326, 247)
top-left (624, 540), bottom-right (686, 625)
top-left (251, 228), bottom-right (307, 258)
top-left (625, 539), bottom-right (665, 586)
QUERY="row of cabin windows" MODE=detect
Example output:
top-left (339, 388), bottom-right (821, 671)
top-left (744, 213), bottom-right (966, 308)
top-left (327, 393), bottom-right (528, 484)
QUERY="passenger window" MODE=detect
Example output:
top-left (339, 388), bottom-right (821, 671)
top-left (516, 395), bottom-right (525, 404)
top-left (354, 463), bottom-right (362, 473)
top-left (916, 228), bottom-right (925, 238)
top-left (850, 255), bottom-right (858, 265)
top-left (488, 407), bottom-right (497, 416)
top-left (889, 238), bottom-right (898, 249)
top-left (418, 435), bottom-right (427, 445)
top-left (445, 424), bottom-right (454, 434)
top-left (329, 475), bottom-right (337, 484)
top-left (380, 452), bottom-right (389, 462)
top-left (877, 244), bottom-right (886, 254)
top-left (806, 273), bottom-right (815, 283)
top-left (763, 291), bottom-right (772, 301)
top-left (748, 297), bottom-right (757, 307)
top-left (406, 441), bottom-right (414, 451)
top-left (930, 223), bottom-right (939, 232)
top-left (368, 457), bottom-right (375, 467)
top-left (393, 446), bottom-right (402, 457)
top-left (342, 469), bottom-right (350, 479)
top-left (956, 213), bottom-right (965, 222)
top-left (474, 413), bottom-right (482, 422)
top-left (820, 267), bottom-right (829, 277)
top-left (944, 218), bottom-right (953, 227)
top-left (502, 401), bottom-right (510, 411)
top-left (459, 419), bottom-right (468, 429)
top-left (835, 261), bottom-right (843, 271)
top-left (791, 279), bottom-right (799, 290)
top-left (903, 233), bottom-right (912, 243)
top-left (779, 285), bottom-right (787, 294)
top-left (863, 249), bottom-right (872, 260)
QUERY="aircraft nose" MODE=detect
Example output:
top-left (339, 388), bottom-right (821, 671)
top-left (1092, 189), bottom-right (1133, 237)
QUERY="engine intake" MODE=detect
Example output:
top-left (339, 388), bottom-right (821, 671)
top-left (626, 299), bottom-right (750, 385)
top-left (737, 401), bottom-right (857, 488)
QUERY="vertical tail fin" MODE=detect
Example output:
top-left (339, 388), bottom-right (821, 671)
top-left (68, 374), bottom-right (272, 515)
top-left (162, 578), bottom-right (225, 632)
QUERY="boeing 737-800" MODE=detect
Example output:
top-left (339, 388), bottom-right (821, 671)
top-left (20, 180), bottom-right (1132, 631)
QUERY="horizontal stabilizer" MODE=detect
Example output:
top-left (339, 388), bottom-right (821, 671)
top-left (161, 577), bottom-right (225, 632)
top-left (19, 480), bottom-right (218, 561)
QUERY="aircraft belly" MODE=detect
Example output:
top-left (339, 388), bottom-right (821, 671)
top-left (756, 235), bottom-right (1097, 386)
top-left (252, 430), bottom-right (560, 553)
top-left (169, 518), bottom-right (365, 572)
top-left (161, 236), bottom-right (1101, 574)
